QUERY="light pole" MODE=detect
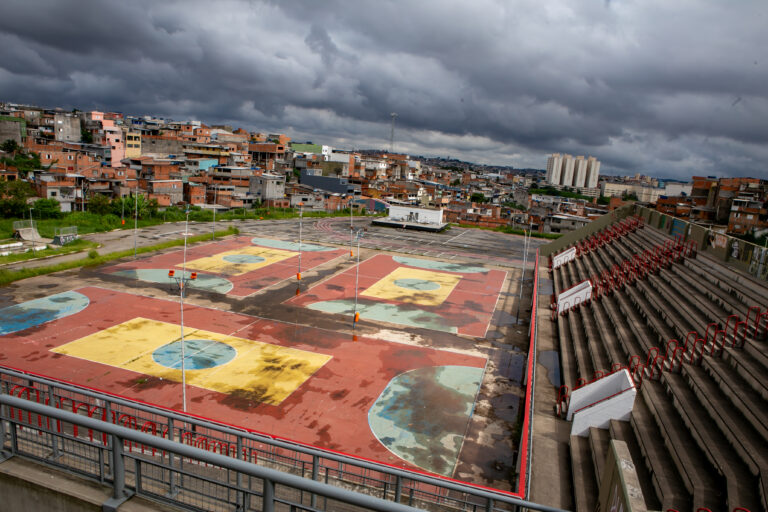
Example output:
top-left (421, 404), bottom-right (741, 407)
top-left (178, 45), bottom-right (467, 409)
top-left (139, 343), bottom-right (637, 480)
top-left (133, 181), bottom-right (139, 258)
top-left (179, 207), bottom-right (192, 412)
top-left (212, 183), bottom-right (218, 240)
top-left (516, 219), bottom-right (533, 324)
top-left (349, 197), bottom-right (354, 258)
top-left (352, 228), bottom-right (364, 328)
top-left (297, 202), bottom-right (303, 280)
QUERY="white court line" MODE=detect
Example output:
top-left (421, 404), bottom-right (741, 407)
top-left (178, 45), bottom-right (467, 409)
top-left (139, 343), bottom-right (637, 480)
top-left (442, 230), bottom-right (468, 245)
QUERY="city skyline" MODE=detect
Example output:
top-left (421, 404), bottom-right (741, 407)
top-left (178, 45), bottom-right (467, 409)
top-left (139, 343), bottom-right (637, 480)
top-left (0, 0), bottom-right (766, 179)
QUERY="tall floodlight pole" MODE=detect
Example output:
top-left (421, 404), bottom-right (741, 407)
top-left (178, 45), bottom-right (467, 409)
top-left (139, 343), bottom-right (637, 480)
top-left (180, 207), bottom-right (190, 412)
top-left (516, 219), bottom-right (533, 324)
top-left (349, 197), bottom-right (354, 258)
top-left (389, 113), bottom-right (398, 154)
top-left (297, 202), bottom-right (303, 280)
top-left (133, 181), bottom-right (139, 258)
top-left (212, 184), bottom-right (218, 240)
top-left (353, 228), bottom-right (364, 328)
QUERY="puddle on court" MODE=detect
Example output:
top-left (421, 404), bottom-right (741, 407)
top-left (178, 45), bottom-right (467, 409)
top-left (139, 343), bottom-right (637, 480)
top-left (492, 310), bottom-right (519, 327)
top-left (538, 350), bottom-right (561, 388)
top-left (492, 347), bottom-right (525, 384)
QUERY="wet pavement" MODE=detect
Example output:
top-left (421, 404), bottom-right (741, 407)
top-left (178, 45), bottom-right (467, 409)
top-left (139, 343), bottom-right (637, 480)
top-left (0, 217), bottom-right (539, 492)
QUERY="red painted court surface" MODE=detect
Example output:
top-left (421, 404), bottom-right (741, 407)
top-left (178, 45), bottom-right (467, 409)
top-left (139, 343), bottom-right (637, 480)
top-left (105, 236), bottom-right (346, 297)
top-left (0, 287), bottom-right (486, 474)
top-left (289, 254), bottom-right (507, 337)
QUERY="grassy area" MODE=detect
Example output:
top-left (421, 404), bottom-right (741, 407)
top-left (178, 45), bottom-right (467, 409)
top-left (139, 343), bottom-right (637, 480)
top-left (0, 238), bottom-right (99, 265)
top-left (0, 208), bottom-right (383, 239)
top-left (455, 223), bottom-right (562, 239)
top-left (0, 226), bottom-right (239, 287)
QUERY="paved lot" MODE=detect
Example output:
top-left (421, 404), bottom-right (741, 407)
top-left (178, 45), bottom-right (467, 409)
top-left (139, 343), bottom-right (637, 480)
top-left (0, 217), bottom-right (542, 491)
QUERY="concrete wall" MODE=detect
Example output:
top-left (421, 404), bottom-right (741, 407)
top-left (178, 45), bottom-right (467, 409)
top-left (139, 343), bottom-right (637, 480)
top-left (540, 204), bottom-right (635, 257)
top-left (568, 370), bottom-right (636, 436)
top-left (0, 117), bottom-right (25, 144)
top-left (53, 114), bottom-right (80, 143)
top-left (635, 205), bottom-right (768, 281)
top-left (141, 137), bottom-right (185, 156)
top-left (0, 457), bottom-right (177, 512)
top-left (389, 205), bottom-right (443, 224)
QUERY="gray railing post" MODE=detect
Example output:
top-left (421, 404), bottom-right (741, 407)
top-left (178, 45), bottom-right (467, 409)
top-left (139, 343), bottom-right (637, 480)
top-left (311, 454), bottom-right (319, 508)
top-left (103, 433), bottom-right (131, 512)
top-left (263, 477), bottom-right (275, 512)
top-left (237, 435), bottom-right (245, 511)
top-left (112, 434), bottom-right (125, 499)
top-left (395, 475), bottom-right (402, 502)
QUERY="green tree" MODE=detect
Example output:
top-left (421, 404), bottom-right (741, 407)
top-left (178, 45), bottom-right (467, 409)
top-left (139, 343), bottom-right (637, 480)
top-left (88, 194), bottom-right (112, 215)
top-left (80, 128), bottom-right (94, 144)
top-left (0, 180), bottom-right (35, 217)
top-left (470, 192), bottom-right (486, 203)
top-left (32, 198), bottom-right (62, 219)
top-left (1, 139), bottom-right (20, 155)
top-left (0, 149), bottom-right (42, 176)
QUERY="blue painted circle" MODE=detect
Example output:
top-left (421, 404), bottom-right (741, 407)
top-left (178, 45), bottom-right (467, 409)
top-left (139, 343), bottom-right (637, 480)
top-left (393, 278), bottom-right (441, 291)
top-left (152, 339), bottom-right (236, 370)
top-left (223, 254), bottom-right (266, 264)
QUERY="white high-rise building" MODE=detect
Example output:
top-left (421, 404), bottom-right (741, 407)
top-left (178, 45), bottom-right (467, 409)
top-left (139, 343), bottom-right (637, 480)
top-left (560, 154), bottom-right (575, 187)
top-left (546, 153), bottom-right (563, 185)
top-left (572, 156), bottom-right (587, 188)
top-left (545, 153), bottom-right (600, 188)
top-left (585, 156), bottom-right (601, 188)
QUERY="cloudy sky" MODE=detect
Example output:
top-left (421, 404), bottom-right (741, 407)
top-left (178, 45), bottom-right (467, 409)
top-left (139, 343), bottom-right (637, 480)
top-left (1, 0), bottom-right (766, 178)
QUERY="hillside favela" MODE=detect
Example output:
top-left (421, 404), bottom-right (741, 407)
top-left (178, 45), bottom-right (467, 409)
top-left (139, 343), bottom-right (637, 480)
top-left (0, 2), bottom-right (767, 512)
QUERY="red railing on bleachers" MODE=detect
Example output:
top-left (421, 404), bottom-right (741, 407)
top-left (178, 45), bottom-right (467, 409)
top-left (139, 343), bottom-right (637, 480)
top-left (555, 307), bottom-right (766, 415)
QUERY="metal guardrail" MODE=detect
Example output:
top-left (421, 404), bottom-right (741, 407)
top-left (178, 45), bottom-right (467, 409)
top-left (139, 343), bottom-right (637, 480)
top-left (516, 249), bottom-right (539, 499)
top-left (0, 365), bottom-right (567, 512)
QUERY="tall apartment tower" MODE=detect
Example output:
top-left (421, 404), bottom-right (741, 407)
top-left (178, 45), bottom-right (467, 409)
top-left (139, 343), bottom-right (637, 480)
top-left (546, 153), bottom-right (600, 188)
top-left (585, 156), bottom-right (601, 188)
top-left (560, 154), bottom-right (575, 187)
top-left (572, 156), bottom-right (587, 188)
top-left (546, 153), bottom-right (563, 186)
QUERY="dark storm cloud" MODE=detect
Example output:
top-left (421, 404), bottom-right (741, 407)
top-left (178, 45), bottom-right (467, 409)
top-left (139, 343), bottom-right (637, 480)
top-left (1, 0), bottom-right (766, 178)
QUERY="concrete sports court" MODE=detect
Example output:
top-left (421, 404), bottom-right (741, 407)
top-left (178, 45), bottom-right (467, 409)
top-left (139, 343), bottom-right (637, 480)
top-left (0, 224), bottom-right (532, 489)
top-left (105, 235), bottom-right (347, 296)
top-left (289, 254), bottom-right (507, 337)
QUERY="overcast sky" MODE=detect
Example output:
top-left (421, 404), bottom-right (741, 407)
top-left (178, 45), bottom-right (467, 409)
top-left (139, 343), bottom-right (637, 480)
top-left (1, 0), bottom-right (766, 179)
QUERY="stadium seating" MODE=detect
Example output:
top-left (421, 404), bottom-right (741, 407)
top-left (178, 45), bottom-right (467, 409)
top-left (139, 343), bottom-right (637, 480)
top-left (549, 220), bottom-right (768, 512)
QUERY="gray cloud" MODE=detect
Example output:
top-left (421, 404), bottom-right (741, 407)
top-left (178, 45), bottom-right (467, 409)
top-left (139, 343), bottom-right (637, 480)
top-left (0, 0), bottom-right (766, 179)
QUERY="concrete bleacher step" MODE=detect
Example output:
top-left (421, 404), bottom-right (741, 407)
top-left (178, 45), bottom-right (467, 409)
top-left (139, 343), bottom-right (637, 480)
top-left (654, 267), bottom-right (729, 326)
top-left (570, 257), bottom-right (621, 370)
top-left (567, 310), bottom-right (594, 380)
top-left (628, 398), bottom-right (691, 510)
top-left (722, 347), bottom-right (768, 402)
top-left (744, 340), bottom-right (768, 372)
top-left (679, 365), bottom-right (768, 511)
top-left (557, 314), bottom-right (578, 389)
top-left (661, 372), bottom-right (756, 510)
top-left (608, 420), bottom-right (661, 511)
top-left (578, 307), bottom-right (611, 374)
top-left (569, 435), bottom-right (598, 512)
top-left (587, 427), bottom-right (610, 486)
top-left (641, 380), bottom-right (724, 508)
top-left (670, 262), bottom-right (746, 318)
top-left (702, 355), bottom-right (768, 441)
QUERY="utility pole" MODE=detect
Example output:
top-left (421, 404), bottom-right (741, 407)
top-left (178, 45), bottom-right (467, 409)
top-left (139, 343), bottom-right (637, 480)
top-left (133, 181), bottom-right (139, 258)
top-left (389, 112), bottom-right (398, 154)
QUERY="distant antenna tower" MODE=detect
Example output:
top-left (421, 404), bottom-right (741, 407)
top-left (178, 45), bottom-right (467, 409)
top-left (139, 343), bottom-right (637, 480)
top-left (389, 112), bottom-right (398, 154)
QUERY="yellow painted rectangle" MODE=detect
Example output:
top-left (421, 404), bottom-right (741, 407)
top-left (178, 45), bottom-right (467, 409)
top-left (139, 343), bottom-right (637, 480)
top-left (185, 246), bottom-right (297, 276)
top-left (51, 317), bottom-right (331, 405)
top-left (361, 267), bottom-right (461, 306)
